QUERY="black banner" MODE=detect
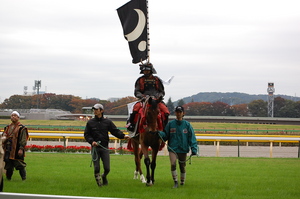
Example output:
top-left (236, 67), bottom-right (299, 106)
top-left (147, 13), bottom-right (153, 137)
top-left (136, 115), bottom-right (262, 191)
top-left (117, 0), bottom-right (148, 64)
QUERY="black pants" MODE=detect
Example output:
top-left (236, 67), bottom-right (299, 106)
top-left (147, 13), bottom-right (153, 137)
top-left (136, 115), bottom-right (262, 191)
top-left (92, 147), bottom-right (110, 177)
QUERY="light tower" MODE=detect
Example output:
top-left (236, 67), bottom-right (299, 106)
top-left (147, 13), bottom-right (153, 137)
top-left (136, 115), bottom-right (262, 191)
top-left (34, 80), bottom-right (41, 108)
top-left (267, 82), bottom-right (275, 117)
top-left (23, 86), bottom-right (28, 95)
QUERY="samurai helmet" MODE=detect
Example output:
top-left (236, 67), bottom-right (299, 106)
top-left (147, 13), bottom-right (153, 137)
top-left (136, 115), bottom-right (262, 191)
top-left (139, 62), bottom-right (157, 74)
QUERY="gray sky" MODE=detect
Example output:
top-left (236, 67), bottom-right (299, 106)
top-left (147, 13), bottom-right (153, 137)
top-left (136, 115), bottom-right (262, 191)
top-left (1, 0), bottom-right (300, 103)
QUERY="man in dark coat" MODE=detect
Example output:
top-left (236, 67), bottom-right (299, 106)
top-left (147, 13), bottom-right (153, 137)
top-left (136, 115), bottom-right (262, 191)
top-left (84, 104), bottom-right (129, 186)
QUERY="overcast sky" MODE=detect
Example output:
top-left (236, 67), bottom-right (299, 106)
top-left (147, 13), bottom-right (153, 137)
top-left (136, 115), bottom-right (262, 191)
top-left (1, 0), bottom-right (300, 104)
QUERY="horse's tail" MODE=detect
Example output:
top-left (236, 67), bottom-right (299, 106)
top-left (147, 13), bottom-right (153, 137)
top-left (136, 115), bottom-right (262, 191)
top-left (127, 139), bottom-right (133, 150)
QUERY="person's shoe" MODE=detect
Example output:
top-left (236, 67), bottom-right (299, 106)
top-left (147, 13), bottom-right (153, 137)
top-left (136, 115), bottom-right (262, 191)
top-left (173, 181), bottom-right (178, 188)
top-left (180, 180), bottom-right (185, 185)
top-left (102, 174), bottom-right (108, 186)
top-left (95, 174), bottom-right (102, 187)
top-left (6, 170), bottom-right (13, 180)
top-left (19, 168), bottom-right (26, 181)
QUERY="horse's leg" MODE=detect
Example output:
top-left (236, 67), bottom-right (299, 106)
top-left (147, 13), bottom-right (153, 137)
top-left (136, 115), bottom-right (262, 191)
top-left (140, 135), bottom-right (152, 186)
top-left (132, 140), bottom-right (140, 179)
top-left (138, 150), bottom-right (146, 183)
top-left (150, 147), bottom-right (159, 185)
top-left (131, 138), bottom-right (146, 183)
top-left (143, 152), bottom-right (151, 186)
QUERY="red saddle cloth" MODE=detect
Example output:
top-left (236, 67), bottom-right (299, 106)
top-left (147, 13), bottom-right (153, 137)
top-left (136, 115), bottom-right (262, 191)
top-left (127, 101), bottom-right (165, 151)
top-left (137, 104), bottom-right (164, 134)
top-left (127, 106), bottom-right (165, 151)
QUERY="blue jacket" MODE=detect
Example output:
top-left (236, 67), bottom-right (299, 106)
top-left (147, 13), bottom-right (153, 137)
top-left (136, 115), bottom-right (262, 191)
top-left (160, 119), bottom-right (197, 154)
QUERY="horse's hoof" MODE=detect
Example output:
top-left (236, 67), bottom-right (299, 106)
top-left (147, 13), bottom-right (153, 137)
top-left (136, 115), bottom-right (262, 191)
top-left (146, 181), bottom-right (153, 186)
top-left (140, 175), bottom-right (146, 183)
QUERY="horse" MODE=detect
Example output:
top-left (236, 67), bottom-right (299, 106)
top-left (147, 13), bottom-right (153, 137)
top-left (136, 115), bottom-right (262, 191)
top-left (128, 96), bottom-right (165, 186)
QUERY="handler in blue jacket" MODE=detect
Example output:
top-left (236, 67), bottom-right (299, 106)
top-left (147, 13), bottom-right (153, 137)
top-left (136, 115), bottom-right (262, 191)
top-left (159, 106), bottom-right (198, 188)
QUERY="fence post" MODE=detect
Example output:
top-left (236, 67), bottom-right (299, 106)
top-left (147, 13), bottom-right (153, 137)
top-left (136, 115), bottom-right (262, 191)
top-left (238, 140), bottom-right (240, 157)
top-left (216, 140), bottom-right (220, 157)
top-left (114, 139), bottom-right (117, 154)
top-left (298, 141), bottom-right (300, 158)
top-left (270, 141), bottom-right (273, 158)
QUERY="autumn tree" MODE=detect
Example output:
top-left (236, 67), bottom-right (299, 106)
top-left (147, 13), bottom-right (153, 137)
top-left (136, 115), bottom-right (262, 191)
top-left (107, 96), bottom-right (137, 115)
top-left (231, 103), bottom-right (248, 116)
top-left (274, 97), bottom-right (286, 117)
top-left (211, 101), bottom-right (232, 116)
top-left (248, 99), bottom-right (267, 117)
top-left (184, 102), bottom-right (213, 116)
top-left (166, 97), bottom-right (174, 114)
top-left (177, 99), bottom-right (185, 107)
top-left (273, 97), bottom-right (299, 118)
top-left (295, 101), bottom-right (300, 118)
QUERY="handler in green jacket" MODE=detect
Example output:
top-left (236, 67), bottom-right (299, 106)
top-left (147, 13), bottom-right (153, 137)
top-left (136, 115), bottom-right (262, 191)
top-left (159, 106), bottom-right (198, 188)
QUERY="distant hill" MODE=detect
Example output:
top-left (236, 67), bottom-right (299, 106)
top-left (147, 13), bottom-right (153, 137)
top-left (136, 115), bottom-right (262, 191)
top-left (175, 92), bottom-right (300, 105)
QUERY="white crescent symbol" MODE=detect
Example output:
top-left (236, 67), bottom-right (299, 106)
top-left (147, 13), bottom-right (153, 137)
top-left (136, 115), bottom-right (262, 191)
top-left (125, 9), bottom-right (146, 42)
top-left (138, 41), bottom-right (147, 51)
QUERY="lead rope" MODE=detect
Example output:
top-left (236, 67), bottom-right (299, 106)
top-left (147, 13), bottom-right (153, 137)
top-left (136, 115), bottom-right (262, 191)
top-left (90, 140), bottom-right (126, 167)
top-left (90, 141), bottom-right (101, 167)
top-left (158, 133), bottom-right (194, 165)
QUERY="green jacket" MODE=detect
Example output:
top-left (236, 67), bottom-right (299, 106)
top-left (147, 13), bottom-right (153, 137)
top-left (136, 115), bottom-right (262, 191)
top-left (160, 119), bottom-right (197, 154)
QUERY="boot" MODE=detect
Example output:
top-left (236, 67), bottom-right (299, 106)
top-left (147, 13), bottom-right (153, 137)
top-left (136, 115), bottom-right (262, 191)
top-left (102, 174), bottom-right (108, 186)
top-left (19, 168), bottom-right (26, 181)
top-left (94, 173), bottom-right (102, 187)
top-left (180, 173), bottom-right (186, 185)
top-left (173, 181), bottom-right (178, 188)
top-left (6, 169), bottom-right (13, 180)
top-left (127, 111), bottom-right (137, 132)
top-left (171, 170), bottom-right (178, 188)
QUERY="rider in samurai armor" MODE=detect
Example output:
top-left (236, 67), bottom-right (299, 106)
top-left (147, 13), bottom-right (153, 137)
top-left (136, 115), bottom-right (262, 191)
top-left (127, 63), bottom-right (170, 133)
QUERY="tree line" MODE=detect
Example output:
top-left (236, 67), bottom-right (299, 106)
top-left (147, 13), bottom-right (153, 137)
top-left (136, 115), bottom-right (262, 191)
top-left (1, 94), bottom-right (300, 118)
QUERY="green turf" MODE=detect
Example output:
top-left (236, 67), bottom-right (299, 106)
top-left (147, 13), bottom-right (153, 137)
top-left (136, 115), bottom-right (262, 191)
top-left (2, 153), bottom-right (300, 199)
top-left (1, 119), bottom-right (300, 133)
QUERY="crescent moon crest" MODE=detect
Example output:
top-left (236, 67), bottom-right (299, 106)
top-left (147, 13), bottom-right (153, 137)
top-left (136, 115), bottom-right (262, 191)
top-left (125, 9), bottom-right (146, 42)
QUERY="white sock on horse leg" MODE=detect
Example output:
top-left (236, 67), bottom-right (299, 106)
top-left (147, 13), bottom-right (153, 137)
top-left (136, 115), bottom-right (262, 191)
top-left (134, 171), bottom-right (138, 179)
top-left (140, 174), bottom-right (146, 183)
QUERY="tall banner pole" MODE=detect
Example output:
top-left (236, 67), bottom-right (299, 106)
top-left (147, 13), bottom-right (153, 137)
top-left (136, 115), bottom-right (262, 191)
top-left (146, 0), bottom-right (150, 63)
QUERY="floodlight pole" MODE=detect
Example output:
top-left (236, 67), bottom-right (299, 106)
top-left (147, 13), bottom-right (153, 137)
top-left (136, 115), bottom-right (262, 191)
top-left (267, 82), bottom-right (275, 117)
top-left (34, 80), bottom-right (41, 109)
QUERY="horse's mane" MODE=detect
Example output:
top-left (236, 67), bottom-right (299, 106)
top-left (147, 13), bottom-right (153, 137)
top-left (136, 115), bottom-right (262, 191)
top-left (148, 97), bottom-right (159, 110)
top-left (145, 97), bottom-right (161, 132)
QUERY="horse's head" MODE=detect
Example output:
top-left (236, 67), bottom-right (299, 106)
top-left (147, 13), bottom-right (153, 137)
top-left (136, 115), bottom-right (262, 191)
top-left (145, 96), bottom-right (162, 132)
top-left (147, 96), bottom-right (161, 110)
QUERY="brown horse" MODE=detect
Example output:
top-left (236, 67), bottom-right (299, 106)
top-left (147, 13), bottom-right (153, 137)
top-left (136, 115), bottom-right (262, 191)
top-left (128, 96), bottom-right (165, 186)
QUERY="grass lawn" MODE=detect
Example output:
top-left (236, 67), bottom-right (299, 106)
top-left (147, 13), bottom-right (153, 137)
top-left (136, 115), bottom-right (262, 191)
top-left (1, 119), bottom-right (300, 132)
top-left (2, 153), bottom-right (300, 199)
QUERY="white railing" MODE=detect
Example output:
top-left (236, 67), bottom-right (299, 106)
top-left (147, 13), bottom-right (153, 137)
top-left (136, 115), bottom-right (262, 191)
top-left (26, 131), bottom-right (300, 158)
top-left (196, 135), bottom-right (300, 158)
